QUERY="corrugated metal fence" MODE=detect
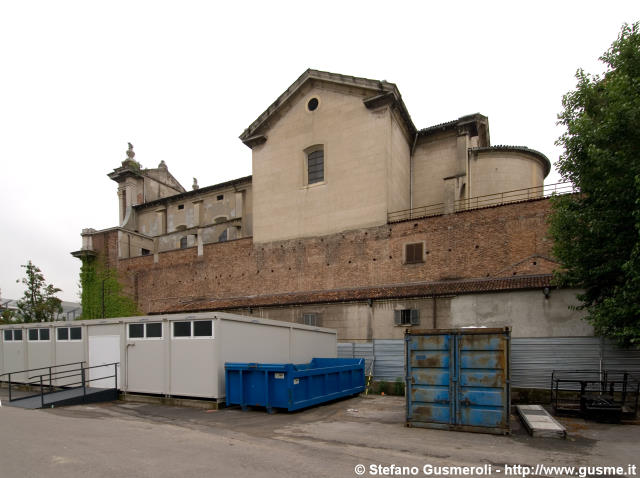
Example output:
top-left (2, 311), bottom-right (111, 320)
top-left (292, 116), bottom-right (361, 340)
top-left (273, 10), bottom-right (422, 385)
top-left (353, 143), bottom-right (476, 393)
top-left (338, 337), bottom-right (640, 388)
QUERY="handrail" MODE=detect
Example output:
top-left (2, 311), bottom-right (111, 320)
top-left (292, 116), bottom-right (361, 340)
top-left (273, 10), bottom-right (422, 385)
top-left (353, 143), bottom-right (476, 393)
top-left (0, 361), bottom-right (84, 378)
top-left (27, 362), bottom-right (121, 381)
top-left (388, 181), bottom-right (578, 223)
top-left (4, 362), bottom-right (119, 405)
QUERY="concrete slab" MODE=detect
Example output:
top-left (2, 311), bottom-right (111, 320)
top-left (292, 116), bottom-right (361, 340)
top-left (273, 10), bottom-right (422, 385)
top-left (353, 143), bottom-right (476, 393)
top-left (517, 404), bottom-right (567, 438)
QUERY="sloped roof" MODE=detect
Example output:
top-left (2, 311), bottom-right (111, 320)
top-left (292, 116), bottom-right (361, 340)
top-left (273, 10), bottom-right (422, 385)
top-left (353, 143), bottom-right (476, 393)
top-left (162, 274), bottom-right (553, 313)
top-left (239, 69), bottom-right (417, 146)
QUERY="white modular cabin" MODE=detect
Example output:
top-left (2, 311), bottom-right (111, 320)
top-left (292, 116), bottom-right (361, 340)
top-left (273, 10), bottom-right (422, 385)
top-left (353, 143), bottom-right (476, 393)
top-left (0, 312), bottom-right (338, 399)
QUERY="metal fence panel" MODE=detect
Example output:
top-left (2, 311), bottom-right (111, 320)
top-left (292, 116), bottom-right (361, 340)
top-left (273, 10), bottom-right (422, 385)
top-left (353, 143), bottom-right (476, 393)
top-left (603, 340), bottom-right (640, 376)
top-left (511, 337), bottom-right (601, 389)
top-left (339, 337), bottom-right (640, 389)
top-left (337, 343), bottom-right (354, 359)
top-left (373, 340), bottom-right (404, 382)
top-left (353, 343), bottom-right (374, 376)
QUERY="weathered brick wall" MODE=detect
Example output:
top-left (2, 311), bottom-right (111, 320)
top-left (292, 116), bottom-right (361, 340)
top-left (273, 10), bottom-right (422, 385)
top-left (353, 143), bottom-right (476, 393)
top-left (111, 198), bottom-right (555, 314)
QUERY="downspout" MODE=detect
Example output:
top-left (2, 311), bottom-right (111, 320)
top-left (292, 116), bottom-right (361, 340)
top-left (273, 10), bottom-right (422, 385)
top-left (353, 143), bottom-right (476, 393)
top-left (410, 133), bottom-right (418, 210)
top-left (432, 296), bottom-right (437, 329)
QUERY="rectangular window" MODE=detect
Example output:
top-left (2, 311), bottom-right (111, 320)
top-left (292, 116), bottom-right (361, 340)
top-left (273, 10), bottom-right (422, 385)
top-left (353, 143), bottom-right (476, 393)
top-left (217, 194), bottom-right (224, 201)
top-left (394, 309), bottom-right (420, 326)
top-left (302, 313), bottom-right (320, 327)
top-left (57, 327), bottom-right (82, 341)
top-left (146, 323), bottom-right (162, 338)
top-left (173, 321), bottom-right (191, 337)
top-left (28, 329), bottom-right (50, 341)
top-left (178, 204), bottom-right (184, 210)
top-left (4, 330), bottom-right (13, 341)
top-left (128, 323), bottom-right (144, 339)
top-left (307, 150), bottom-right (324, 184)
top-left (57, 328), bottom-right (69, 341)
top-left (172, 320), bottom-right (213, 339)
top-left (180, 237), bottom-right (188, 249)
top-left (13, 329), bottom-right (22, 341)
top-left (405, 243), bottom-right (424, 264)
top-left (70, 327), bottom-right (82, 340)
top-left (141, 248), bottom-right (151, 256)
top-left (193, 320), bottom-right (212, 337)
top-left (128, 322), bottom-right (162, 340)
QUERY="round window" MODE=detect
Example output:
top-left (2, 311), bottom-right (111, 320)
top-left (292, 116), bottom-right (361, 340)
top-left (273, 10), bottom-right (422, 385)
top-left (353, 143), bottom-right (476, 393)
top-left (307, 98), bottom-right (319, 111)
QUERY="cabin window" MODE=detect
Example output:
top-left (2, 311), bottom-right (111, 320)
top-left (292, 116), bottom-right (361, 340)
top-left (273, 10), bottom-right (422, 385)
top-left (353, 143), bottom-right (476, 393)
top-left (128, 322), bottom-right (162, 340)
top-left (172, 320), bottom-right (213, 339)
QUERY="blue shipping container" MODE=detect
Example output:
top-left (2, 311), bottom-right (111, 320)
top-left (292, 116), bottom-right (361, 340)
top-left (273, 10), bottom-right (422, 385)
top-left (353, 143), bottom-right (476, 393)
top-left (225, 358), bottom-right (365, 412)
top-left (405, 328), bottom-right (511, 435)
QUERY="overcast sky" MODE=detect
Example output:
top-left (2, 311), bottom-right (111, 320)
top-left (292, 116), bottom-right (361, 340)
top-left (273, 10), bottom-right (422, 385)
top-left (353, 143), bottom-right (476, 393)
top-left (0, 1), bottom-right (637, 303)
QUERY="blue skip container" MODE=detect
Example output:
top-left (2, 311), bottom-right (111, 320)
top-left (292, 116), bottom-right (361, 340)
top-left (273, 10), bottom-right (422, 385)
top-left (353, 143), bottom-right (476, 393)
top-left (225, 358), bottom-right (365, 412)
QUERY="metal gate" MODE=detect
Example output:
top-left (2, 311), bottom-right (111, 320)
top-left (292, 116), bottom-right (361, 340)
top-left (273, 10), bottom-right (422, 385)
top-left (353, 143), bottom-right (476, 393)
top-left (405, 328), bottom-right (510, 435)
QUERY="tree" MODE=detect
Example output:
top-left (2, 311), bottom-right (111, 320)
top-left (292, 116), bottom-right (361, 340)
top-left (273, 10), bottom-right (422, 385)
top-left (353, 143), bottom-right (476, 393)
top-left (16, 260), bottom-right (63, 322)
top-left (549, 22), bottom-right (640, 346)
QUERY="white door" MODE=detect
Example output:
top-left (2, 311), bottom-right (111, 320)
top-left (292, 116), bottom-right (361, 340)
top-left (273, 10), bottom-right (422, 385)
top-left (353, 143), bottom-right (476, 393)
top-left (88, 335), bottom-right (120, 389)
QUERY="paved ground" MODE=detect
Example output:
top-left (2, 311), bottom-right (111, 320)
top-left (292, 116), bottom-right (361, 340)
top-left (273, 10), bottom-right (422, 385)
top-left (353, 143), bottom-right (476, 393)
top-left (0, 388), bottom-right (638, 478)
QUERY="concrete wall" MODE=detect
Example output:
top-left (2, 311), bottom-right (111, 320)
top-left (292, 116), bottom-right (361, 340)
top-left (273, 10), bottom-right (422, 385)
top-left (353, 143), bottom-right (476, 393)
top-left (448, 289), bottom-right (591, 337)
top-left (412, 131), bottom-right (459, 208)
top-left (251, 85), bottom-right (393, 243)
top-left (387, 111), bottom-right (411, 214)
top-left (118, 230), bottom-right (154, 259)
top-left (228, 289), bottom-right (590, 342)
top-left (469, 150), bottom-right (545, 200)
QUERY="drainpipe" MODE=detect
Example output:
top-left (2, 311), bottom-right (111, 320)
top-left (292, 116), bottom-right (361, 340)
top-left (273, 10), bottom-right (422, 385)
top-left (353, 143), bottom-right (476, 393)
top-left (410, 133), bottom-right (418, 210)
top-left (432, 296), bottom-right (437, 329)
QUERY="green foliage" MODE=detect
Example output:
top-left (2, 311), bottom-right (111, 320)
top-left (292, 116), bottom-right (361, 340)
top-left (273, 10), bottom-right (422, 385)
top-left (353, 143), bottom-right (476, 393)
top-left (16, 260), bottom-right (63, 322)
top-left (79, 257), bottom-right (139, 319)
top-left (371, 378), bottom-right (405, 396)
top-left (1, 308), bottom-right (17, 324)
top-left (550, 23), bottom-right (640, 346)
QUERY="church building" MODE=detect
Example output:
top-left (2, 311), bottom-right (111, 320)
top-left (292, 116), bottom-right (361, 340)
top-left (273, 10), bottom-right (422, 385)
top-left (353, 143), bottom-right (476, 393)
top-left (72, 69), bottom-right (589, 342)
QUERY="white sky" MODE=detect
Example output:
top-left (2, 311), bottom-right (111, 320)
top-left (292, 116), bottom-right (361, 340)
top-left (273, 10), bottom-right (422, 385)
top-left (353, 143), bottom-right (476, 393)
top-left (0, 1), bottom-right (637, 302)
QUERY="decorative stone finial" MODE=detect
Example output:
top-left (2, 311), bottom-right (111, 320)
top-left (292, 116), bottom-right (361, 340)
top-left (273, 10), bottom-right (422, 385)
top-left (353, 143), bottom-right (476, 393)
top-left (158, 160), bottom-right (168, 169)
top-left (192, 177), bottom-right (199, 190)
top-left (126, 142), bottom-right (135, 159)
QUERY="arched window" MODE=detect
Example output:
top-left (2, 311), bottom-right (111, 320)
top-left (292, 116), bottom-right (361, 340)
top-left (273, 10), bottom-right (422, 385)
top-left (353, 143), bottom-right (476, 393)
top-left (307, 149), bottom-right (324, 184)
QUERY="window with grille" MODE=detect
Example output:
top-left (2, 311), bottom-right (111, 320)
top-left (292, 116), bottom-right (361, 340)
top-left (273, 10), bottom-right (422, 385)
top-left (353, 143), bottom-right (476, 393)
top-left (180, 237), bottom-right (188, 249)
top-left (405, 242), bottom-right (424, 264)
top-left (307, 149), bottom-right (324, 184)
top-left (302, 313), bottom-right (321, 327)
top-left (394, 309), bottom-right (420, 326)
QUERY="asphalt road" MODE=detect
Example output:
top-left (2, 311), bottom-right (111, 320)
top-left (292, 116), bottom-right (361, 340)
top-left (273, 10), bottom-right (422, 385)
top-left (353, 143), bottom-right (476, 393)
top-left (0, 390), bottom-right (638, 478)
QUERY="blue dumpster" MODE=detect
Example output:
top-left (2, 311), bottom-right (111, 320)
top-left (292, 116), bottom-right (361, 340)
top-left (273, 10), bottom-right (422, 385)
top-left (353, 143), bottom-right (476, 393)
top-left (225, 358), bottom-right (365, 412)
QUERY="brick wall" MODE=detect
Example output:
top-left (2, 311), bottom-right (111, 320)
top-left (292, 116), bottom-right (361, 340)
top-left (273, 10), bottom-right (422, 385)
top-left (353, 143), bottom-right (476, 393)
top-left (101, 198), bottom-right (555, 314)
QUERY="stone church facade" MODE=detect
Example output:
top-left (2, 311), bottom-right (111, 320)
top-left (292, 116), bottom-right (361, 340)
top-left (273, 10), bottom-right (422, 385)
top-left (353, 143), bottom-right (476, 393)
top-left (72, 70), bottom-right (590, 341)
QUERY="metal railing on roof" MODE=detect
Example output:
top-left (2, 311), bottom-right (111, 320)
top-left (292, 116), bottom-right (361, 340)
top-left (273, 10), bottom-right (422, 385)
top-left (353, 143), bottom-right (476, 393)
top-left (388, 182), bottom-right (576, 223)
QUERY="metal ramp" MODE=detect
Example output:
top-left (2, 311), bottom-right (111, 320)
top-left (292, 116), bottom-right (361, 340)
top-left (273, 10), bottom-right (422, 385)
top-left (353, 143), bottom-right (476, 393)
top-left (1, 362), bottom-right (119, 410)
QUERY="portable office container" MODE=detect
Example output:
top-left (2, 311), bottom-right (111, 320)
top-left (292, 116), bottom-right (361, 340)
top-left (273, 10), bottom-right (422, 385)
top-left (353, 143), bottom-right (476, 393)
top-left (405, 327), bottom-right (511, 435)
top-left (225, 358), bottom-right (365, 412)
top-left (0, 312), bottom-right (337, 400)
